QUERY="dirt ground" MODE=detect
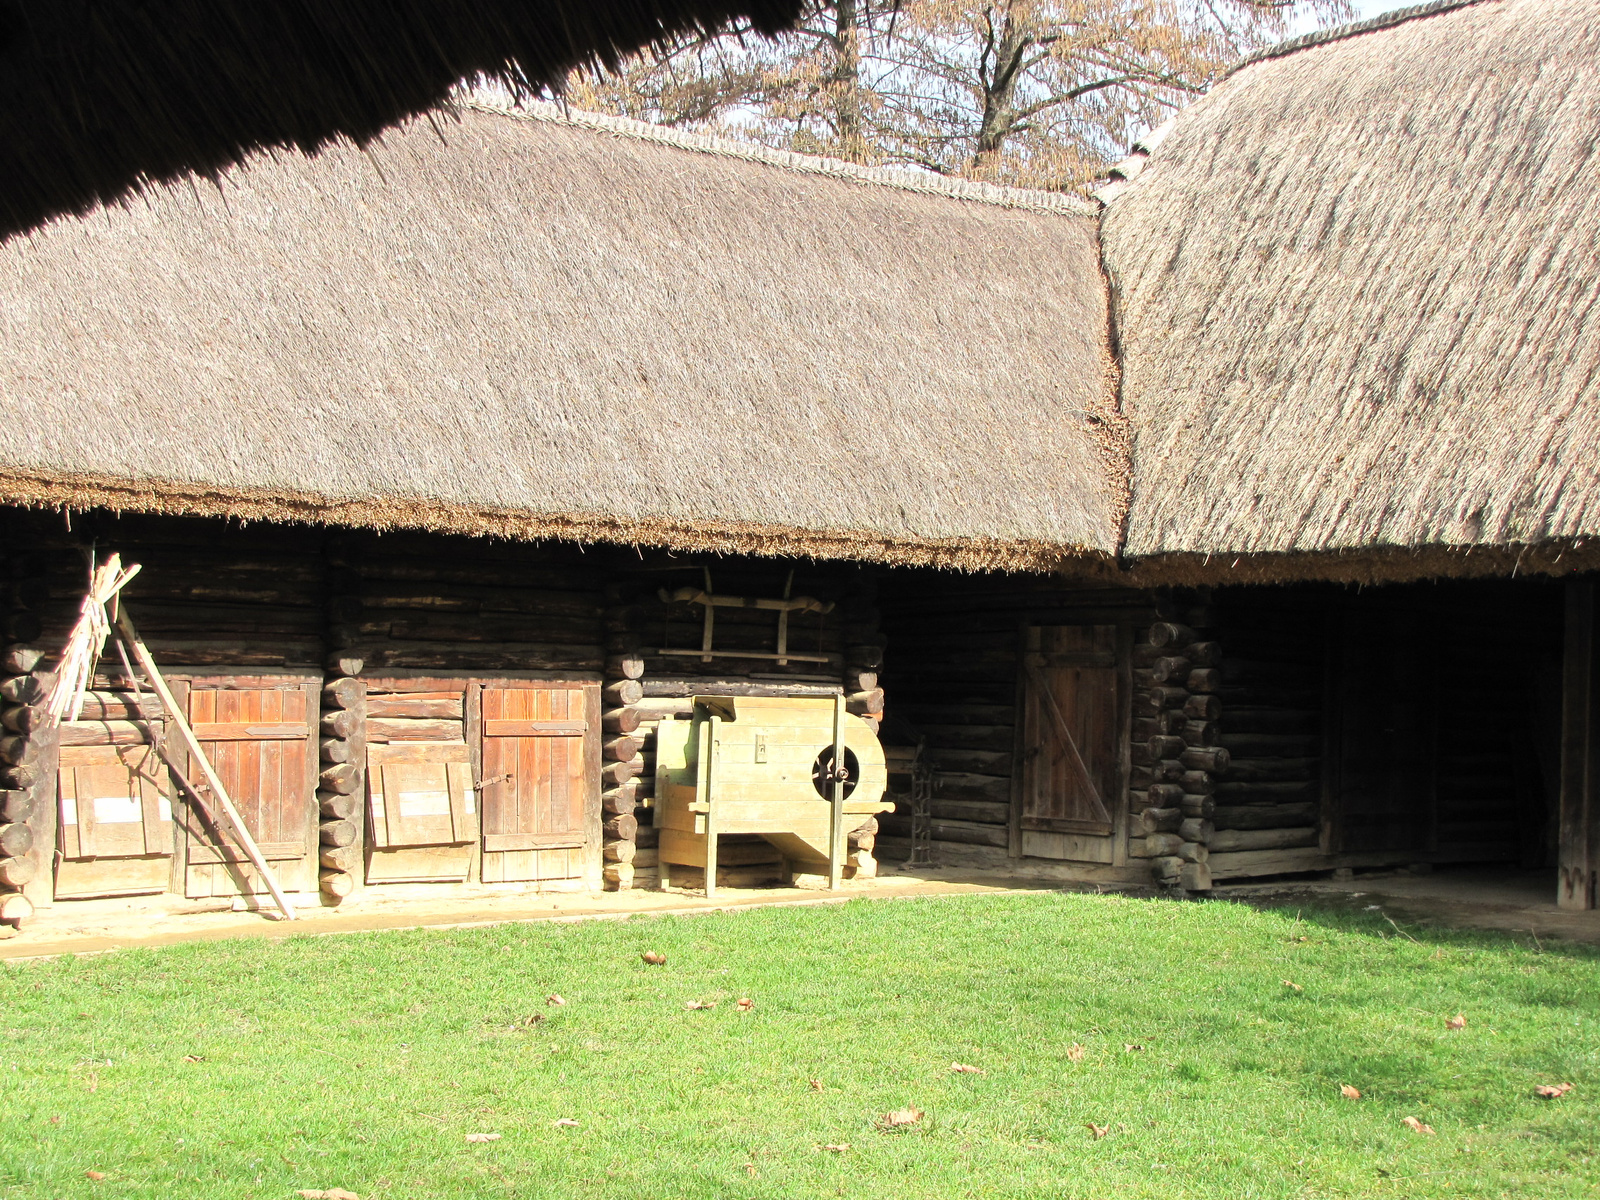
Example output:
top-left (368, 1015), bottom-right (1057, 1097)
top-left (1214, 864), bottom-right (1600, 948)
top-left (0, 866), bottom-right (1052, 963)
top-left (6, 862), bottom-right (1596, 962)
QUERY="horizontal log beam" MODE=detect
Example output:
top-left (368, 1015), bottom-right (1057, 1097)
top-left (1208, 826), bottom-right (1319, 853)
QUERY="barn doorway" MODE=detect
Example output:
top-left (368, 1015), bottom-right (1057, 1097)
top-left (1211, 578), bottom-right (1567, 897)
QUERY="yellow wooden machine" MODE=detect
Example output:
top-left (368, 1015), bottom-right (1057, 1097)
top-left (654, 695), bottom-right (892, 895)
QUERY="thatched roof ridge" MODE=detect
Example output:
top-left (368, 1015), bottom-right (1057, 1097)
top-left (0, 0), bottom-right (803, 243)
top-left (1102, 0), bottom-right (1600, 575)
top-left (482, 101), bottom-right (1098, 216)
top-left (1222, 0), bottom-right (1488, 78)
top-left (0, 105), bottom-right (1119, 571)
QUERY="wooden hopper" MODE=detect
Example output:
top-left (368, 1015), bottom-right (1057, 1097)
top-left (654, 695), bottom-right (892, 895)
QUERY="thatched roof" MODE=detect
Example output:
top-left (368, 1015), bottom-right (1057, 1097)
top-left (0, 104), bottom-right (1120, 571)
top-left (0, 0), bottom-right (801, 243)
top-left (1101, 0), bottom-right (1600, 579)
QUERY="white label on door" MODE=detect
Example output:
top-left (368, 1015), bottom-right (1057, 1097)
top-left (397, 790), bottom-right (451, 817)
top-left (92, 795), bottom-right (143, 824)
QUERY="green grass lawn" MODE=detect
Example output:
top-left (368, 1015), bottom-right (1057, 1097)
top-left (1, 892), bottom-right (1595, 1199)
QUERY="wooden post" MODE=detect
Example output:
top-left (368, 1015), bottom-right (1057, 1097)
top-left (113, 610), bottom-right (297, 920)
top-left (701, 716), bottom-right (718, 899)
top-left (1559, 580), bottom-right (1600, 910)
top-left (829, 694), bottom-right (845, 891)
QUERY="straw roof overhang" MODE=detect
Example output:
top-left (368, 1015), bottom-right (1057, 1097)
top-left (0, 0), bottom-right (802, 243)
top-left (0, 104), bottom-right (1120, 572)
top-left (1101, 0), bottom-right (1600, 582)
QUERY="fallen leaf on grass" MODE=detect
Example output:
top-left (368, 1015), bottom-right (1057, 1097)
top-left (1340, 1085), bottom-right (1361, 1100)
top-left (85, 1171), bottom-right (105, 1182)
top-left (553, 1118), bottom-right (580, 1128)
top-left (1123, 1044), bottom-right (1144, 1053)
top-left (1536, 1083), bottom-right (1574, 1099)
top-left (464, 1133), bottom-right (502, 1143)
top-left (182, 1054), bottom-right (205, 1063)
top-left (297, 1190), bottom-right (359, 1200)
top-left (822, 1143), bottom-right (850, 1153)
top-left (521, 1014), bottom-right (546, 1026)
top-left (950, 1063), bottom-right (984, 1075)
top-left (685, 1000), bottom-right (716, 1010)
top-left (1085, 1124), bottom-right (1109, 1140)
top-left (1402, 1117), bottom-right (1436, 1135)
top-left (642, 951), bottom-right (667, 966)
top-left (809, 1079), bottom-right (825, 1091)
top-left (876, 1108), bottom-right (923, 1130)
top-left (1445, 1013), bottom-right (1467, 1031)
top-left (1282, 980), bottom-right (1303, 993)
top-left (737, 998), bottom-right (754, 1012)
top-left (744, 1163), bottom-right (758, 1177)
top-left (546, 995), bottom-right (566, 1007)
top-left (1066, 1044), bottom-right (1087, 1063)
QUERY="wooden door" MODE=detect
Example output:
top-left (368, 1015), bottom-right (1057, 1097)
top-left (477, 684), bottom-right (600, 884)
top-left (54, 745), bottom-right (173, 898)
top-left (363, 681), bottom-right (475, 883)
top-left (180, 678), bottom-right (318, 897)
top-left (1016, 625), bottom-right (1123, 863)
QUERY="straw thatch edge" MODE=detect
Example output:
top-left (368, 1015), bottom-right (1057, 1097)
top-left (460, 100), bottom-right (1098, 217)
top-left (1122, 540), bottom-right (1600, 588)
top-left (0, 468), bottom-right (1109, 573)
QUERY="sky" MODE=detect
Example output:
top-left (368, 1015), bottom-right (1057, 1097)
top-left (1290, 0), bottom-right (1423, 36)
top-left (1312, 0), bottom-right (1427, 31)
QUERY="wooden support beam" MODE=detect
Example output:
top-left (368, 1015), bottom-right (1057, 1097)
top-left (1559, 580), bottom-right (1600, 910)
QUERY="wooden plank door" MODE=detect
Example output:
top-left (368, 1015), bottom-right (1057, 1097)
top-left (477, 684), bottom-right (600, 885)
top-left (1015, 625), bottom-right (1123, 863)
top-left (180, 677), bottom-right (318, 897)
top-left (54, 745), bottom-right (173, 898)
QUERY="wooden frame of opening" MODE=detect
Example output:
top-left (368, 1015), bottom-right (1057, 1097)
top-left (1009, 622), bottom-right (1131, 867)
top-left (166, 670), bottom-right (321, 899)
top-left (360, 673), bottom-right (602, 890)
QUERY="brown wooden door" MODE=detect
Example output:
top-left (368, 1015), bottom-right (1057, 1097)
top-left (54, 745), bottom-right (173, 898)
top-left (180, 678), bottom-right (318, 897)
top-left (1017, 625), bottom-right (1123, 863)
top-left (477, 684), bottom-right (598, 884)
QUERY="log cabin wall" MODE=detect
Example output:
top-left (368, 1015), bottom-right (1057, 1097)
top-left (1, 508), bottom-right (328, 912)
top-left (601, 557), bottom-right (882, 890)
top-left (876, 570), bottom-right (1164, 883)
top-left (0, 511), bottom-right (615, 914)
top-left (330, 530), bottom-right (607, 893)
top-left (1205, 587), bottom-right (1334, 881)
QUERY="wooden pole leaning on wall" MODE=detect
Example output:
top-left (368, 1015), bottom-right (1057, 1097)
top-left (112, 608), bottom-right (297, 921)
